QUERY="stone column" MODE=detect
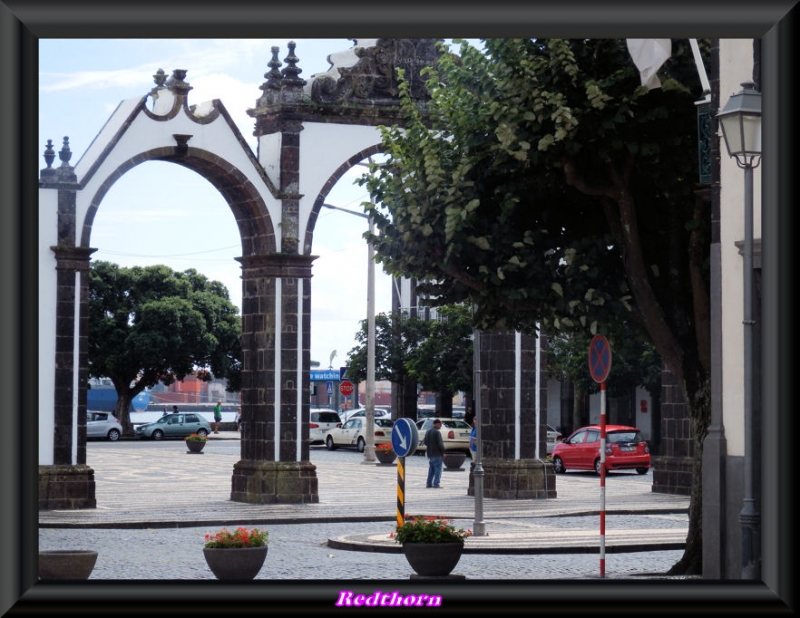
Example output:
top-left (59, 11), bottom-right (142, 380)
top-left (468, 330), bottom-right (556, 499)
top-left (39, 139), bottom-right (98, 508)
top-left (231, 253), bottom-right (318, 504)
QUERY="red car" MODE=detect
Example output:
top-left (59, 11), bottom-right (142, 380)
top-left (551, 424), bottom-right (650, 475)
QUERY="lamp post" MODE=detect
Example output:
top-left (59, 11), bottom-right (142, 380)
top-left (717, 81), bottom-right (762, 580)
top-left (321, 201), bottom-right (377, 463)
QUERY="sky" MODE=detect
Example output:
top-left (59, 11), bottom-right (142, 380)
top-left (38, 38), bottom-right (449, 370)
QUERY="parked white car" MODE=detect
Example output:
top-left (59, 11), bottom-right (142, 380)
top-left (309, 409), bottom-right (342, 445)
top-left (324, 417), bottom-right (394, 453)
top-left (87, 411), bottom-right (123, 441)
top-left (339, 407), bottom-right (391, 423)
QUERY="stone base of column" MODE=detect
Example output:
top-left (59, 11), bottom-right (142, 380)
top-left (39, 464), bottom-right (96, 510)
top-left (230, 460), bottom-right (319, 504)
top-left (651, 455), bottom-right (693, 495)
top-left (468, 458), bottom-right (557, 499)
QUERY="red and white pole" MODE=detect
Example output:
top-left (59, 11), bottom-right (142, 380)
top-left (599, 380), bottom-right (606, 578)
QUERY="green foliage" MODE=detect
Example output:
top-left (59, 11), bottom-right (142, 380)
top-left (88, 261), bottom-right (242, 433)
top-left (345, 305), bottom-right (473, 405)
top-left (362, 38), bottom-right (705, 340)
top-left (362, 39), bottom-right (712, 574)
top-left (547, 327), bottom-right (661, 398)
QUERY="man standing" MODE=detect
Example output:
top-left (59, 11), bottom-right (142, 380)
top-left (423, 418), bottom-right (446, 488)
top-left (213, 400), bottom-right (222, 434)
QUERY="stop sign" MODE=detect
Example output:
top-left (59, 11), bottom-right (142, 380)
top-left (339, 381), bottom-right (354, 396)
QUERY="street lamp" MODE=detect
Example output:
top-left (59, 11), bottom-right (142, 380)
top-left (321, 201), bottom-right (377, 463)
top-left (717, 80), bottom-right (762, 580)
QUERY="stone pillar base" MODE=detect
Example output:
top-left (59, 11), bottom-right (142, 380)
top-left (230, 460), bottom-right (319, 504)
top-left (468, 458), bottom-right (556, 499)
top-left (651, 455), bottom-right (693, 495)
top-left (39, 464), bottom-right (96, 510)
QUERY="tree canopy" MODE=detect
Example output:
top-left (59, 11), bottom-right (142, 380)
top-left (88, 261), bottom-right (242, 434)
top-left (346, 304), bottom-right (473, 418)
top-left (361, 38), bottom-right (710, 574)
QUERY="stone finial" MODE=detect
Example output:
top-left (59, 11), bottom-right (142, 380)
top-left (59, 137), bottom-right (72, 167)
top-left (153, 68), bottom-right (167, 88)
top-left (166, 69), bottom-right (192, 95)
top-left (43, 139), bottom-right (56, 168)
top-left (263, 46), bottom-right (283, 90)
top-left (281, 41), bottom-right (305, 87)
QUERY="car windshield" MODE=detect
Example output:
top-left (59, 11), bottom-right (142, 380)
top-left (375, 418), bottom-right (394, 428)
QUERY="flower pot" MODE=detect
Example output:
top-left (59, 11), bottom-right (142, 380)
top-left (39, 550), bottom-right (98, 580)
top-left (203, 546), bottom-right (268, 580)
top-left (375, 449), bottom-right (397, 464)
top-left (402, 542), bottom-right (463, 577)
top-left (443, 452), bottom-right (466, 470)
top-left (186, 440), bottom-right (206, 454)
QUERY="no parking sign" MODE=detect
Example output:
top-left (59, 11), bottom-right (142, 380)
top-left (588, 335), bottom-right (612, 383)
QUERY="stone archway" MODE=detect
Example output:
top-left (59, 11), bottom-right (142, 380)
top-left (38, 38), bottom-right (554, 509)
top-left (38, 39), bottom-right (446, 508)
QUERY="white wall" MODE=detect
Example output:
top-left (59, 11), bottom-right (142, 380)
top-left (718, 39), bottom-right (760, 457)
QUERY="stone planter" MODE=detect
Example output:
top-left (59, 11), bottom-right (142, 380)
top-left (375, 449), bottom-right (397, 465)
top-left (39, 550), bottom-right (98, 580)
top-left (186, 440), bottom-right (207, 454)
top-left (203, 546), bottom-right (268, 580)
top-left (402, 542), bottom-right (463, 577)
top-left (443, 452), bottom-right (467, 470)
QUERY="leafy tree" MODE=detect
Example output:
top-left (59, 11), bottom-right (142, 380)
top-left (404, 304), bottom-right (473, 417)
top-left (346, 305), bottom-right (473, 418)
top-left (361, 38), bottom-right (709, 574)
top-left (346, 311), bottom-right (430, 419)
top-left (88, 261), bottom-right (242, 435)
top-left (547, 328), bottom-right (662, 434)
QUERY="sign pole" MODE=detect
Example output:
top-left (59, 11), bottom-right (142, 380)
top-left (390, 418), bottom-right (418, 529)
top-left (588, 334), bottom-right (612, 579)
top-left (397, 456), bottom-right (406, 526)
top-left (599, 380), bottom-right (607, 578)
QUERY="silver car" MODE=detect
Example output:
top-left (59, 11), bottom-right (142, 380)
top-left (134, 413), bottom-right (211, 440)
top-left (87, 411), bottom-right (123, 441)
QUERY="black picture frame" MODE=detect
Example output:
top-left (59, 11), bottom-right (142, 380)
top-left (2, 0), bottom-right (796, 614)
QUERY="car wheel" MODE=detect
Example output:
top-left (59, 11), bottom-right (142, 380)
top-left (594, 459), bottom-right (603, 475)
top-left (152, 429), bottom-right (164, 440)
top-left (107, 428), bottom-right (121, 441)
top-left (636, 467), bottom-right (649, 475)
top-left (552, 456), bottom-right (566, 474)
top-left (326, 436), bottom-right (337, 451)
top-left (357, 437), bottom-right (366, 453)
top-left (196, 428), bottom-right (209, 437)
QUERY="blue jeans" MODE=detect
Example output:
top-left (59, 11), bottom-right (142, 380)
top-left (426, 455), bottom-right (443, 487)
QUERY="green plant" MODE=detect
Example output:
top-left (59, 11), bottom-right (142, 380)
top-left (391, 516), bottom-right (472, 544)
top-left (185, 433), bottom-right (208, 442)
top-left (204, 526), bottom-right (268, 548)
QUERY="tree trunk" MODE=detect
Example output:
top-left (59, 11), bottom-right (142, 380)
top-left (114, 392), bottom-right (135, 437)
top-left (572, 382), bottom-right (584, 433)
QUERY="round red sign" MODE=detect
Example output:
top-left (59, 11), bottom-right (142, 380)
top-left (339, 381), bottom-right (354, 396)
top-left (588, 335), bottom-right (612, 383)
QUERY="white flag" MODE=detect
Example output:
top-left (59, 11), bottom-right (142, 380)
top-left (626, 39), bottom-right (671, 90)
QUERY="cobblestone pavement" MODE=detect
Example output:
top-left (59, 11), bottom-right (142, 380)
top-left (38, 435), bottom-right (691, 581)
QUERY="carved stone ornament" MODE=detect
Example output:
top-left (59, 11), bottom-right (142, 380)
top-left (311, 38), bottom-right (443, 106)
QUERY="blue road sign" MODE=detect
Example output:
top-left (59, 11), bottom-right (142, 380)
top-left (391, 418), bottom-right (419, 457)
top-left (326, 381), bottom-right (333, 396)
top-left (339, 366), bottom-right (349, 381)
